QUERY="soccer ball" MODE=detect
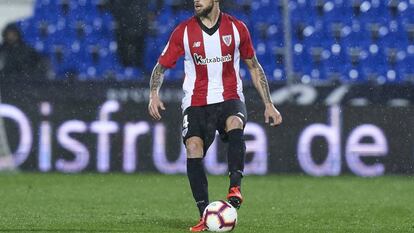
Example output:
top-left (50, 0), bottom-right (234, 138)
top-left (203, 200), bottom-right (237, 232)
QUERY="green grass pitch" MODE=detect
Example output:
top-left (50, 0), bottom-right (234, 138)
top-left (0, 173), bottom-right (413, 232)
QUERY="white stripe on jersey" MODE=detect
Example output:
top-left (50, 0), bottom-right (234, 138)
top-left (202, 31), bottom-right (224, 104)
top-left (232, 22), bottom-right (245, 102)
top-left (182, 26), bottom-right (197, 111)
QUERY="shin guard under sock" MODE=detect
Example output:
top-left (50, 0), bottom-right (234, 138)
top-left (187, 158), bottom-right (209, 217)
top-left (227, 129), bottom-right (246, 189)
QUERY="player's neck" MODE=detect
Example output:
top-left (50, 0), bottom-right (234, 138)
top-left (199, 7), bottom-right (221, 29)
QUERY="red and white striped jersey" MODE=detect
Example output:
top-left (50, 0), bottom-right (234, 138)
top-left (158, 12), bottom-right (255, 111)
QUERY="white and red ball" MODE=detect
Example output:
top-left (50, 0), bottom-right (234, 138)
top-left (202, 200), bottom-right (238, 232)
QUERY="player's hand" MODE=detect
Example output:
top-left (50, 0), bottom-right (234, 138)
top-left (148, 95), bottom-right (166, 120)
top-left (264, 103), bottom-right (282, 127)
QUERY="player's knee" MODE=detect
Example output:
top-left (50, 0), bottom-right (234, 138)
top-left (186, 137), bottom-right (204, 158)
top-left (226, 116), bottom-right (244, 132)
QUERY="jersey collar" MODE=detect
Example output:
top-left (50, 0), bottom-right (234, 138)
top-left (196, 12), bottom-right (222, 36)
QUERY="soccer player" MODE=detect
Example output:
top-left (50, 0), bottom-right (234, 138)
top-left (148, 0), bottom-right (282, 231)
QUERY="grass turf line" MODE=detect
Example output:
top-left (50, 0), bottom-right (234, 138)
top-left (0, 174), bottom-right (413, 232)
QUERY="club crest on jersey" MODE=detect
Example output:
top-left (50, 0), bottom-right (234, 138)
top-left (222, 35), bottom-right (232, 46)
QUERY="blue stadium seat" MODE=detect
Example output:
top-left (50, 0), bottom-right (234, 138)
top-left (377, 49), bottom-right (406, 84)
top-left (342, 26), bottom-right (371, 49)
top-left (301, 29), bottom-right (333, 52)
top-left (400, 49), bottom-right (414, 82)
top-left (291, 20), bottom-right (319, 44)
top-left (33, 0), bottom-right (59, 21)
top-left (343, 0), bottom-right (368, 19)
top-left (323, 42), bottom-right (348, 82)
top-left (388, 0), bottom-right (409, 19)
top-left (267, 23), bottom-right (283, 41)
top-left (156, 8), bottom-right (178, 36)
top-left (381, 28), bottom-right (408, 51)
top-left (251, 3), bottom-right (279, 25)
top-left (176, 10), bottom-right (193, 22)
top-left (341, 46), bottom-right (368, 83)
top-left (75, 38), bottom-right (120, 80)
top-left (48, 44), bottom-right (78, 79)
top-left (323, 21), bottom-right (352, 43)
top-left (292, 44), bottom-right (325, 84)
top-left (403, 23), bottom-right (414, 44)
top-left (292, 42), bottom-right (306, 73)
top-left (361, 44), bottom-right (387, 83)
top-left (267, 32), bottom-right (286, 82)
top-left (360, 1), bottom-right (389, 25)
top-left (269, 51), bottom-right (285, 82)
top-left (309, 0), bottom-right (337, 19)
top-left (255, 40), bottom-right (274, 76)
top-left (290, 0), bottom-right (314, 23)
top-left (167, 69), bottom-right (185, 81)
top-left (324, 1), bottom-right (353, 24)
top-left (271, 67), bottom-right (285, 82)
top-left (144, 36), bottom-right (164, 72)
top-left (343, 65), bottom-right (366, 83)
top-left (115, 67), bottom-right (144, 81)
top-left (398, 1), bottom-right (414, 23)
top-left (18, 0), bottom-right (413, 83)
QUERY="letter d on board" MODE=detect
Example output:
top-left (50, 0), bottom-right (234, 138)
top-left (297, 106), bottom-right (341, 176)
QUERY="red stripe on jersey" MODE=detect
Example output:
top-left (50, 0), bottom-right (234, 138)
top-left (188, 19), bottom-right (208, 106)
top-left (158, 22), bottom-right (186, 69)
top-left (219, 15), bottom-right (239, 100)
top-left (232, 18), bottom-right (255, 60)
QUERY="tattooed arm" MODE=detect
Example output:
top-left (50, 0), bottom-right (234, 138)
top-left (244, 56), bottom-right (273, 104)
top-left (148, 63), bottom-right (167, 120)
top-left (244, 56), bottom-right (282, 126)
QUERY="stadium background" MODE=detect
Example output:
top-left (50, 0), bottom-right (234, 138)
top-left (0, 1), bottom-right (414, 232)
top-left (1, 0), bottom-right (413, 175)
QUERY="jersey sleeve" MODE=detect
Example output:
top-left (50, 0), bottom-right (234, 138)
top-left (158, 24), bottom-right (186, 69)
top-left (237, 22), bottom-right (255, 60)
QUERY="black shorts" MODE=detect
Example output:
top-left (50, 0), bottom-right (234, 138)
top-left (181, 99), bottom-right (247, 155)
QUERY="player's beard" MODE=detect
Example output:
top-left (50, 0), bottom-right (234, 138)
top-left (195, 1), bottom-right (214, 18)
